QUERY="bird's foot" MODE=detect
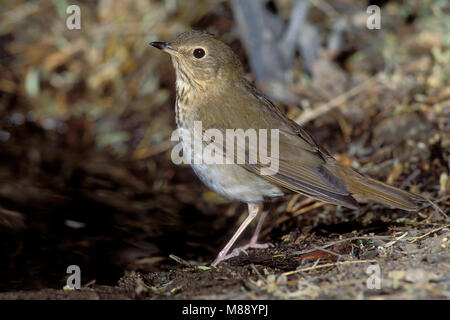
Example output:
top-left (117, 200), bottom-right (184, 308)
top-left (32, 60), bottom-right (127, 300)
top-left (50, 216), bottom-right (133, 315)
top-left (232, 241), bottom-right (274, 254)
top-left (211, 241), bottom-right (274, 266)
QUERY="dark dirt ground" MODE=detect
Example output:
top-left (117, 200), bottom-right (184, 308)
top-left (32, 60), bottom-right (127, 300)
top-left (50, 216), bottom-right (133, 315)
top-left (1, 220), bottom-right (449, 300)
top-left (0, 0), bottom-right (449, 300)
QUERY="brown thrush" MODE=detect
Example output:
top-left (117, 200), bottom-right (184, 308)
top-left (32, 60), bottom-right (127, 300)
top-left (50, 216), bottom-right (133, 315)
top-left (150, 31), bottom-right (425, 266)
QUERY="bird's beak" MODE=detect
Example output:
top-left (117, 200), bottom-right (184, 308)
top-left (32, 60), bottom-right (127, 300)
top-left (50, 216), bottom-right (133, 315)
top-left (149, 41), bottom-right (177, 55)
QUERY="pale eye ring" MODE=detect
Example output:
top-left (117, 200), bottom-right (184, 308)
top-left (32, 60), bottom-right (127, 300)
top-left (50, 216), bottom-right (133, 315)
top-left (193, 48), bottom-right (205, 59)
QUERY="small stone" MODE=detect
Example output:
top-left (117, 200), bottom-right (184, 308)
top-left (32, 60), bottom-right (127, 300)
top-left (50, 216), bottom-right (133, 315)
top-left (404, 268), bottom-right (428, 284)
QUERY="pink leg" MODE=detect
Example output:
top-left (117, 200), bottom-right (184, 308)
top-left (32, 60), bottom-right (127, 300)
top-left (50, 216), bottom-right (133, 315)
top-left (211, 204), bottom-right (262, 266)
top-left (212, 204), bottom-right (273, 266)
top-left (229, 209), bottom-right (273, 256)
top-left (248, 209), bottom-right (269, 246)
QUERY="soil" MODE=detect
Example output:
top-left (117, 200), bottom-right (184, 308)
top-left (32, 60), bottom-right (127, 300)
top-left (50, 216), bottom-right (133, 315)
top-left (1, 230), bottom-right (449, 300)
top-left (1, 178), bottom-right (448, 300)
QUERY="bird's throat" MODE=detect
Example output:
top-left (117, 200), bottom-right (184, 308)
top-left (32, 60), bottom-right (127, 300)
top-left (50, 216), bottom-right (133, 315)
top-left (175, 77), bottom-right (196, 128)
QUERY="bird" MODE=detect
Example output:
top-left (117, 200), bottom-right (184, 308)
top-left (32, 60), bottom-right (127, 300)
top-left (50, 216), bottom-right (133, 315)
top-left (150, 30), bottom-right (425, 266)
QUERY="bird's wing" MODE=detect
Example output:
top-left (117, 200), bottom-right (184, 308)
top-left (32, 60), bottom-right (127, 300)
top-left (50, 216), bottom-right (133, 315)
top-left (199, 82), bottom-right (358, 208)
top-left (202, 127), bottom-right (358, 209)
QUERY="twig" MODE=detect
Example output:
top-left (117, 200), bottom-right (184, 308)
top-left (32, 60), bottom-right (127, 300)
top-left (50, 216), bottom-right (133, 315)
top-left (382, 231), bottom-right (408, 248)
top-left (412, 195), bottom-right (450, 220)
top-left (260, 201), bottom-right (325, 238)
top-left (424, 198), bottom-right (449, 220)
top-left (249, 264), bottom-right (265, 281)
top-left (294, 77), bottom-right (374, 125)
top-left (310, 246), bottom-right (345, 259)
top-left (408, 224), bottom-right (450, 243)
top-left (291, 201), bottom-right (325, 217)
top-left (292, 235), bottom-right (402, 256)
top-left (418, 195), bottom-right (450, 209)
top-left (286, 194), bottom-right (303, 212)
top-left (282, 259), bottom-right (377, 276)
top-left (169, 254), bottom-right (191, 266)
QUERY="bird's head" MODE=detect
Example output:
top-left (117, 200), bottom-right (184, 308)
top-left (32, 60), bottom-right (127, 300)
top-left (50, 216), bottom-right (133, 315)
top-left (150, 31), bottom-right (243, 90)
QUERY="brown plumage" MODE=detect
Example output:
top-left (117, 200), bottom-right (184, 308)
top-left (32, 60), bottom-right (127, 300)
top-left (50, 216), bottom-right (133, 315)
top-left (150, 30), bottom-right (426, 266)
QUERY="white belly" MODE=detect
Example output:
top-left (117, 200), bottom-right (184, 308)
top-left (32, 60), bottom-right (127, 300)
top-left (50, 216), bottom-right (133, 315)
top-left (189, 155), bottom-right (284, 204)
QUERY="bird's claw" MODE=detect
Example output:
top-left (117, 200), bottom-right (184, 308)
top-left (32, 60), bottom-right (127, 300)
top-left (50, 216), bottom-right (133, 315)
top-left (211, 241), bottom-right (274, 266)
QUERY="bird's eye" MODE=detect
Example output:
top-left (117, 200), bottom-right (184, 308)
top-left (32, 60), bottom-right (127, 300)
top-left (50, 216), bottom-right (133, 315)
top-left (193, 48), bottom-right (205, 59)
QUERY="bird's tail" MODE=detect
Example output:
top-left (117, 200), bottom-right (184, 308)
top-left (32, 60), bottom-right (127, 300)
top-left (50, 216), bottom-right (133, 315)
top-left (327, 162), bottom-right (425, 211)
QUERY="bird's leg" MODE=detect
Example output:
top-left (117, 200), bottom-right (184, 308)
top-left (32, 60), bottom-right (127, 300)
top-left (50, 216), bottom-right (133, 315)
top-left (245, 209), bottom-right (272, 247)
top-left (211, 203), bottom-right (262, 266)
top-left (230, 209), bottom-right (273, 255)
